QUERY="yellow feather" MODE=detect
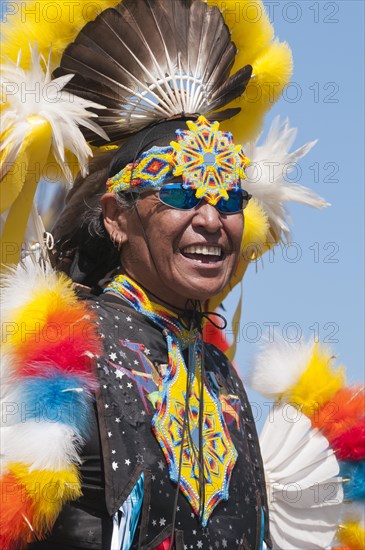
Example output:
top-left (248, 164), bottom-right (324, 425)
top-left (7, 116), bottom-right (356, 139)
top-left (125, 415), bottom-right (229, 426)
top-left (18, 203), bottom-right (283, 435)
top-left (1, 0), bottom-right (121, 70)
top-left (283, 344), bottom-right (346, 417)
top-left (211, 0), bottom-right (274, 65)
top-left (6, 273), bottom-right (77, 347)
top-left (9, 462), bottom-right (81, 532)
top-left (221, 41), bottom-right (293, 143)
top-left (241, 198), bottom-right (270, 258)
top-left (338, 521), bottom-right (365, 549)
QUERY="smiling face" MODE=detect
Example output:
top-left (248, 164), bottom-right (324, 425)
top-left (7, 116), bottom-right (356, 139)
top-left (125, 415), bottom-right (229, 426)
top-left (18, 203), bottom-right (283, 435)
top-left (102, 190), bottom-right (244, 309)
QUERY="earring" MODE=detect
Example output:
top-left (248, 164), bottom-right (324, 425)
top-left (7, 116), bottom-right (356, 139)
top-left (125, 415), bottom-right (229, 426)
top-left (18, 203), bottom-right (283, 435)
top-left (111, 232), bottom-right (122, 251)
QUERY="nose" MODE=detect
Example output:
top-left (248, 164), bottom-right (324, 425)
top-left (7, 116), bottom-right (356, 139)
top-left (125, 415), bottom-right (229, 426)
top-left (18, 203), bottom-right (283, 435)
top-left (192, 200), bottom-right (223, 233)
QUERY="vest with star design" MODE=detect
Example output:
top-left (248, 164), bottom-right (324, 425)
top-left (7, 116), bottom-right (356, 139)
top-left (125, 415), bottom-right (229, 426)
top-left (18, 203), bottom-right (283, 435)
top-left (29, 292), bottom-right (271, 550)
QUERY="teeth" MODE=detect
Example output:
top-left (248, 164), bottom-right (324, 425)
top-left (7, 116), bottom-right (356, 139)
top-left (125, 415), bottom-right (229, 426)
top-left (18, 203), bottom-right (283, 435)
top-left (182, 245), bottom-right (222, 256)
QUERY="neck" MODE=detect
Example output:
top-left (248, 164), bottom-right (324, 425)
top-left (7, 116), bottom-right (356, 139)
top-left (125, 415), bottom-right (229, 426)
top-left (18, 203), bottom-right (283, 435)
top-left (117, 271), bottom-right (204, 314)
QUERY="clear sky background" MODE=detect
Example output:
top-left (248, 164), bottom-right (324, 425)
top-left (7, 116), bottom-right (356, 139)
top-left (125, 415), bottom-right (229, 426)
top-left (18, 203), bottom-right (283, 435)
top-left (225, 0), bottom-right (365, 429)
top-left (1, 0), bottom-right (363, 430)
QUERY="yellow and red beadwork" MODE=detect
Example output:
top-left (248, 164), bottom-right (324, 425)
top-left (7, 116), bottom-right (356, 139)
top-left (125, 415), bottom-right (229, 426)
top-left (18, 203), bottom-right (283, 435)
top-left (106, 116), bottom-right (250, 205)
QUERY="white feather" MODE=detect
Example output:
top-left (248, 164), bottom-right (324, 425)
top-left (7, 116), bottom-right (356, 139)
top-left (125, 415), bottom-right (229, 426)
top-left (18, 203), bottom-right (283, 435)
top-left (0, 44), bottom-right (109, 183)
top-left (0, 262), bottom-right (64, 324)
top-left (250, 337), bottom-right (314, 397)
top-left (1, 422), bottom-right (82, 472)
top-left (244, 117), bottom-right (330, 242)
top-left (260, 404), bottom-right (343, 549)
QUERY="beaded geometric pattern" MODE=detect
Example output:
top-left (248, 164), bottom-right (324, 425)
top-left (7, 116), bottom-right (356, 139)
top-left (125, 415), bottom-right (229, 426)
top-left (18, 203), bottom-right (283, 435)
top-left (106, 146), bottom-right (174, 194)
top-left (106, 117), bottom-right (249, 205)
top-left (106, 275), bottom-right (238, 526)
top-left (171, 116), bottom-right (250, 205)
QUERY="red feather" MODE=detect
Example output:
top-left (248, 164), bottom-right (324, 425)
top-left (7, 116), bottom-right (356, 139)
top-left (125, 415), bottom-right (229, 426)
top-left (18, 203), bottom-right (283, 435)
top-left (14, 306), bottom-right (102, 381)
top-left (0, 474), bottom-right (34, 549)
top-left (311, 386), bottom-right (365, 442)
top-left (333, 423), bottom-right (365, 461)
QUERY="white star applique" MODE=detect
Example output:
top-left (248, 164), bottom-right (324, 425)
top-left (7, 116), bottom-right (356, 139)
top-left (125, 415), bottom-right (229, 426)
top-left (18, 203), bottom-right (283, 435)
top-left (109, 352), bottom-right (117, 361)
top-left (127, 382), bottom-right (133, 388)
top-left (159, 518), bottom-right (166, 526)
top-left (112, 450), bottom-right (116, 454)
top-left (115, 417), bottom-right (121, 423)
top-left (125, 459), bottom-right (131, 466)
top-left (157, 460), bottom-right (164, 470)
top-left (115, 370), bottom-right (124, 379)
top-left (108, 432), bottom-right (112, 438)
top-left (112, 461), bottom-right (118, 471)
top-left (126, 316), bottom-right (132, 322)
top-left (144, 348), bottom-right (151, 355)
top-left (197, 542), bottom-right (203, 549)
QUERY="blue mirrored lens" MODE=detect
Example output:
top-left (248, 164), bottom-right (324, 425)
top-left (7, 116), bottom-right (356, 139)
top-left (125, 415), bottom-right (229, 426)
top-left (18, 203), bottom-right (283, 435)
top-left (159, 185), bottom-right (199, 210)
top-left (216, 191), bottom-right (243, 214)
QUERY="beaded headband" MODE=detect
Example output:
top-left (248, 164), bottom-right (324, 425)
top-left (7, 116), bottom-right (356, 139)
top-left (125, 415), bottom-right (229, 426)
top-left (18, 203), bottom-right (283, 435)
top-left (106, 116), bottom-right (250, 206)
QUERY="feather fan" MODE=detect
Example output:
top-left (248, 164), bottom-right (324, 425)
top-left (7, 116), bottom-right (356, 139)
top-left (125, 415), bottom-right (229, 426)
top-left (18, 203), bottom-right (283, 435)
top-left (260, 404), bottom-right (343, 549)
top-left (53, 0), bottom-right (252, 144)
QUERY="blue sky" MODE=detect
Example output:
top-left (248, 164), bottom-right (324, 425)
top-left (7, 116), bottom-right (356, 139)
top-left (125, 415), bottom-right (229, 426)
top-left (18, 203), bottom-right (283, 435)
top-left (226, 0), bottom-right (365, 428)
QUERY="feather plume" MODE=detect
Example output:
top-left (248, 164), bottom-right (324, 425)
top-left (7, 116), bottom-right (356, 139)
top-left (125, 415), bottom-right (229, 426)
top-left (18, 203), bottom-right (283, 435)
top-left (1, 423), bottom-right (82, 472)
top-left (250, 338), bottom-right (314, 398)
top-left (337, 521), bottom-right (365, 550)
top-left (0, 474), bottom-right (34, 547)
top-left (244, 117), bottom-right (329, 243)
top-left (284, 344), bottom-right (346, 417)
top-left (221, 41), bottom-right (293, 143)
top-left (1, 0), bottom-right (121, 70)
top-left (340, 461), bottom-right (365, 501)
top-left (1, 45), bottom-right (108, 186)
top-left (7, 463), bottom-right (81, 532)
top-left (311, 386), bottom-right (365, 442)
top-left (3, 371), bottom-right (93, 437)
top-left (333, 425), bottom-right (365, 462)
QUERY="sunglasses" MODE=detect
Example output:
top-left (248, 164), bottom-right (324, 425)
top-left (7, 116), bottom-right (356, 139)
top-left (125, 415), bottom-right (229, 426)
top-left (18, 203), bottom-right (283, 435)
top-left (158, 184), bottom-right (251, 214)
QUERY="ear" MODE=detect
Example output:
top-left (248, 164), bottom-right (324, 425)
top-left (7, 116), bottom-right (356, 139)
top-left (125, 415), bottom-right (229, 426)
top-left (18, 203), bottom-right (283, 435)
top-left (101, 193), bottom-right (129, 248)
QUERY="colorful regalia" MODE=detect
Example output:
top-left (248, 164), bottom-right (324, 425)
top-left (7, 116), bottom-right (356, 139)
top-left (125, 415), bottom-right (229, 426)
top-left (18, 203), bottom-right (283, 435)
top-left (1, 1), bottom-right (363, 549)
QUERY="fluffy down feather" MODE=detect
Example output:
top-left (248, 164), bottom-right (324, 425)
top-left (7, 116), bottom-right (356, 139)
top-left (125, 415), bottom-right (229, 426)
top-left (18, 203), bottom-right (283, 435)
top-left (1, 45), bottom-right (108, 185)
top-left (333, 425), bottom-right (365, 462)
top-left (0, 263), bottom-right (75, 324)
top-left (0, 474), bottom-right (34, 547)
top-left (3, 371), bottom-right (93, 437)
top-left (1, 422), bottom-right (82, 473)
top-left (311, 386), bottom-right (365, 442)
top-left (1, 0), bottom-right (121, 70)
top-left (337, 521), bottom-right (365, 550)
top-left (244, 117), bottom-right (329, 244)
top-left (250, 338), bottom-right (313, 398)
top-left (285, 344), bottom-right (346, 417)
top-left (221, 42), bottom-right (293, 143)
top-left (7, 462), bottom-right (81, 532)
top-left (340, 461), bottom-right (365, 501)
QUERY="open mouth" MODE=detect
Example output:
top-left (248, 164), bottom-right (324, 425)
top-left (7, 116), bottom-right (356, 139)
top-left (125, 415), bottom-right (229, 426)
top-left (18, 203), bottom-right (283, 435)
top-left (180, 244), bottom-right (224, 263)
